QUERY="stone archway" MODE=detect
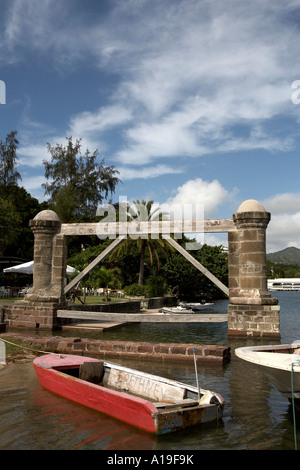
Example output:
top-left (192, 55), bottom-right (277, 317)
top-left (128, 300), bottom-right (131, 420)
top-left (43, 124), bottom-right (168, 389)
top-left (5, 199), bottom-right (280, 337)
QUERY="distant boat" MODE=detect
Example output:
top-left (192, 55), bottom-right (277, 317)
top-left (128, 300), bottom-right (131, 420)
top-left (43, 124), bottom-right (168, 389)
top-left (162, 303), bottom-right (215, 314)
top-left (33, 353), bottom-right (225, 434)
top-left (182, 302), bottom-right (215, 311)
top-left (268, 278), bottom-right (300, 291)
top-left (235, 342), bottom-right (300, 407)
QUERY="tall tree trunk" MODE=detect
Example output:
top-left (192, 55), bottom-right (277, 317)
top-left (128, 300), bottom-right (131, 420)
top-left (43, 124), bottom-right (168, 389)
top-left (138, 240), bottom-right (146, 285)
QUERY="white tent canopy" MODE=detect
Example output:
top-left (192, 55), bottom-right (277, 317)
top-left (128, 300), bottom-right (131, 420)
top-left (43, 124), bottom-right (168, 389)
top-left (3, 261), bottom-right (76, 275)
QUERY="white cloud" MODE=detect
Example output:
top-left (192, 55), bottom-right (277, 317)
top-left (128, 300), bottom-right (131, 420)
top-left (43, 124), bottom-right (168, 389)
top-left (18, 144), bottom-right (48, 167)
top-left (118, 164), bottom-right (183, 180)
top-left (68, 105), bottom-right (133, 138)
top-left (267, 213), bottom-right (300, 253)
top-left (263, 193), bottom-right (300, 215)
top-left (3, 0), bottom-right (300, 169)
top-left (164, 178), bottom-right (235, 218)
top-left (261, 192), bottom-right (300, 252)
top-left (21, 174), bottom-right (45, 190)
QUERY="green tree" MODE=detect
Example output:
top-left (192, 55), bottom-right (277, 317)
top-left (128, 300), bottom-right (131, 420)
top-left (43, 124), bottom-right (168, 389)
top-left (109, 200), bottom-right (171, 285)
top-left (0, 130), bottom-right (21, 186)
top-left (94, 266), bottom-right (122, 300)
top-left (42, 137), bottom-right (121, 222)
top-left (0, 131), bottom-right (47, 259)
top-left (162, 243), bottom-right (228, 300)
top-left (0, 185), bottom-right (48, 258)
top-left (0, 198), bottom-right (21, 256)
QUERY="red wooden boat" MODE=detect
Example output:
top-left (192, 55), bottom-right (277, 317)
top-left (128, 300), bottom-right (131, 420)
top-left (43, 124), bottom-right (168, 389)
top-left (33, 353), bottom-right (224, 434)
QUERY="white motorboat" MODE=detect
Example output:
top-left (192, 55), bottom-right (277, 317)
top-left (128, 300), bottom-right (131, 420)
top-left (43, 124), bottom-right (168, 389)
top-left (161, 306), bottom-right (194, 314)
top-left (161, 303), bottom-right (215, 314)
top-left (183, 302), bottom-right (215, 311)
top-left (235, 342), bottom-right (300, 406)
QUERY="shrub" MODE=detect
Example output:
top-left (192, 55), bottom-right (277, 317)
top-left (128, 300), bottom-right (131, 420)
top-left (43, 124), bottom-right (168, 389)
top-left (123, 283), bottom-right (148, 296)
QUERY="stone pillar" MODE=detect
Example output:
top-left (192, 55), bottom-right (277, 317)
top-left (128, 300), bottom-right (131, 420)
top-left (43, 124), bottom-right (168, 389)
top-left (228, 200), bottom-right (280, 338)
top-left (26, 210), bottom-right (62, 302)
top-left (228, 230), bottom-right (240, 299)
top-left (51, 233), bottom-right (68, 302)
top-left (8, 209), bottom-right (67, 330)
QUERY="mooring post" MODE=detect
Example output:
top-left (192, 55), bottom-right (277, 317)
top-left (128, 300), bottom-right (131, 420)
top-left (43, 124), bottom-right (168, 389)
top-left (227, 199), bottom-right (280, 338)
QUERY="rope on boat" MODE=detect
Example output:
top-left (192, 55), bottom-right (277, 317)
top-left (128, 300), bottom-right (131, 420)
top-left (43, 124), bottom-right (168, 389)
top-left (291, 359), bottom-right (300, 450)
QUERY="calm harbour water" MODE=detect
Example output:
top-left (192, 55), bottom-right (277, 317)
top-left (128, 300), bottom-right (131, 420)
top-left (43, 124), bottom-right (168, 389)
top-left (1, 291), bottom-right (300, 451)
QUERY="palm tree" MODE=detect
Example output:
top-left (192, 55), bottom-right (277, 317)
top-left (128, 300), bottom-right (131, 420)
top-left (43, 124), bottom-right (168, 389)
top-left (110, 200), bottom-right (171, 285)
top-left (96, 266), bottom-right (121, 300)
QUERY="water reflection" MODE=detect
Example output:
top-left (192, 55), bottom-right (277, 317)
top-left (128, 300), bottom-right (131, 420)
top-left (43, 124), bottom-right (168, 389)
top-left (1, 293), bottom-right (300, 449)
top-left (33, 385), bottom-right (156, 450)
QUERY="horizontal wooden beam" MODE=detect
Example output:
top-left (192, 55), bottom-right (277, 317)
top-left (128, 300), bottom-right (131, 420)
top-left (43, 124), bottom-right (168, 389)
top-left (60, 219), bottom-right (236, 236)
top-left (57, 310), bottom-right (228, 323)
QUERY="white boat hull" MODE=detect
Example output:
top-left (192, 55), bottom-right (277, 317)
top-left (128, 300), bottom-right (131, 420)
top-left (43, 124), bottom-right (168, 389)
top-left (162, 303), bottom-right (215, 314)
top-left (235, 343), bottom-right (300, 403)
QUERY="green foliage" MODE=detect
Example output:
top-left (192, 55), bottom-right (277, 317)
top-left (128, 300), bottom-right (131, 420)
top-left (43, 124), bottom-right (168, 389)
top-left (43, 137), bottom-right (121, 222)
top-left (0, 131), bottom-right (47, 258)
top-left (162, 243), bottom-right (228, 300)
top-left (145, 269), bottom-right (168, 297)
top-left (0, 130), bottom-right (21, 186)
top-left (267, 259), bottom-right (300, 278)
top-left (109, 200), bottom-right (172, 285)
top-left (0, 198), bottom-right (21, 255)
top-left (123, 283), bottom-right (148, 296)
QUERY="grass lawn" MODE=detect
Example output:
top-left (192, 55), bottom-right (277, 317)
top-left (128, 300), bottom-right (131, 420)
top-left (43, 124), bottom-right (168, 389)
top-left (0, 294), bottom-right (134, 306)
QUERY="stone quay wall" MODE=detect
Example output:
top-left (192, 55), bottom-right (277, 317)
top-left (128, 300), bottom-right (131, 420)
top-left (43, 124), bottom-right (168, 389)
top-left (0, 332), bottom-right (231, 365)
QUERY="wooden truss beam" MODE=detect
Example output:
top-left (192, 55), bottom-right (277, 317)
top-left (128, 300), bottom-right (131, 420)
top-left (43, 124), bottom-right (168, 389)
top-left (64, 235), bottom-right (126, 295)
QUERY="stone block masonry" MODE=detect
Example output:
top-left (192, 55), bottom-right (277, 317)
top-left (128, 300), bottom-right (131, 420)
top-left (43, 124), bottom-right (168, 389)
top-left (228, 304), bottom-right (280, 338)
top-left (2, 302), bottom-right (60, 330)
top-left (0, 332), bottom-right (231, 365)
top-left (227, 200), bottom-right (280, 338)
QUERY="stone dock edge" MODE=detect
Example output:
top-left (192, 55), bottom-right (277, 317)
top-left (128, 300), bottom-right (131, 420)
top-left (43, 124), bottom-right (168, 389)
top-left (0, 332), bottom-right (231, 365)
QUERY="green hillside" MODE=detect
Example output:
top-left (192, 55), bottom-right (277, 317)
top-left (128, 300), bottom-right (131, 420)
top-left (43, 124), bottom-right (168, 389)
top-left (267, 246), bottom-right (300, 266)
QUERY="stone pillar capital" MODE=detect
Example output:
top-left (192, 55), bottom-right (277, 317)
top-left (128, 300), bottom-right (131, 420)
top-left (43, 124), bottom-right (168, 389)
top-left (233, 199), bottom-right (271, 230)
top-left (29, 209), bottom-right (61, 232)
top-left (233, 210), bottom-right (270, 230)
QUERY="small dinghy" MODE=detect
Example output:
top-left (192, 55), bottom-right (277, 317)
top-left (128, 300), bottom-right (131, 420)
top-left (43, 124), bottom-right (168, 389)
top-left (33, 353), bottom-right (224, 434)
top-left (235, 342), bottom-right (300, 407)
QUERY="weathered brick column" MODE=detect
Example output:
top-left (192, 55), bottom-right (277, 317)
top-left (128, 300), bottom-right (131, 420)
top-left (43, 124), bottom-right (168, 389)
top-left (26, 210), bottom-right (63, 302)
top-left (5, 210), bottom-right (67, 330)
top-left (228, 200), bottom-right (280, 338)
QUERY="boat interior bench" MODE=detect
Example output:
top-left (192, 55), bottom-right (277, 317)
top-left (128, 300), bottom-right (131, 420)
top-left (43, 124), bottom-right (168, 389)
top-left (153, 398), bottom-right (199, 409)
top-left (79, 361), bottom-right (104, 384)
top-left (103, 367), bottom-right (189, 403)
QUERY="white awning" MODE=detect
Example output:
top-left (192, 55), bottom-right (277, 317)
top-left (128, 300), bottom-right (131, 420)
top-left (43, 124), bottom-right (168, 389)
top-left (3, 261), bottom-right (76, 275)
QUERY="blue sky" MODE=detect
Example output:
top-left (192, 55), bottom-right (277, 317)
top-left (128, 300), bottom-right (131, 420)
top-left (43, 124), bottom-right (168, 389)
top-left (1, 0), bottom-right (300, 252)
